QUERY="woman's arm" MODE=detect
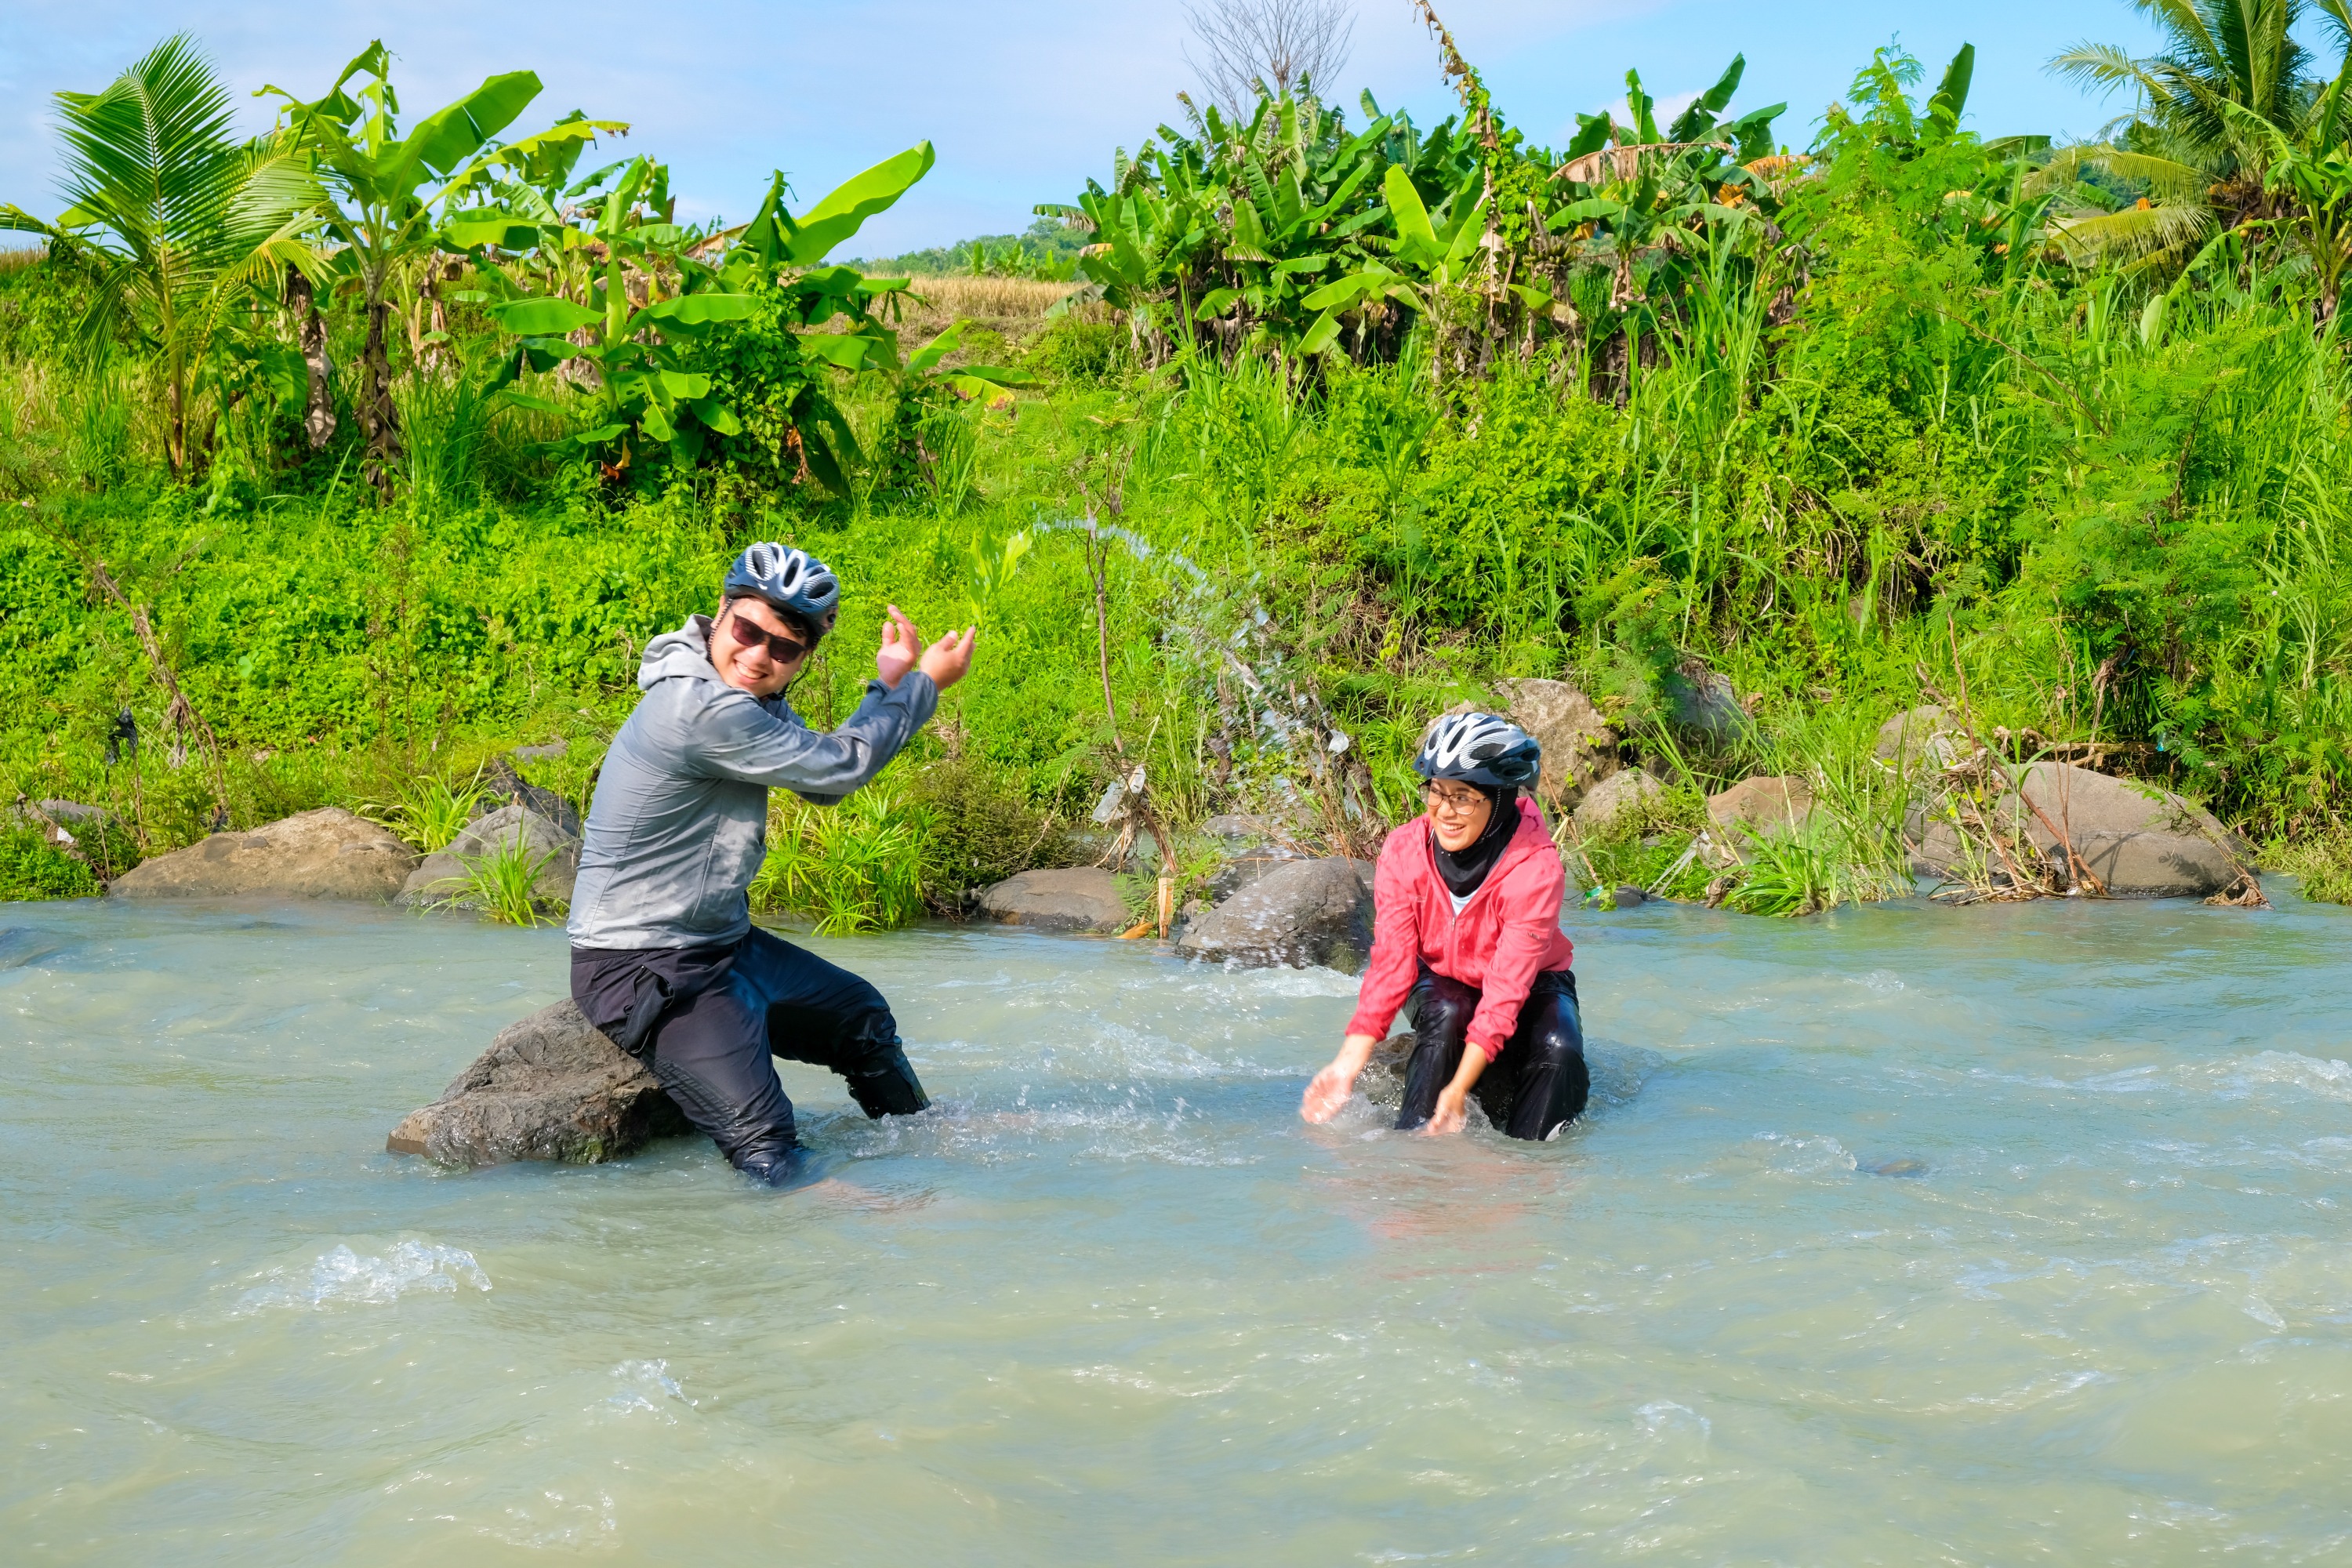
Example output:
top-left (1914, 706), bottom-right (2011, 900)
top-left (1301, 1033), bottom-right (1381, 1123)
top-left (1305, 833), bottom-right (1419, 1123)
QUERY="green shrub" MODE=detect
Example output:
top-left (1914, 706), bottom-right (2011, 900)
top-left (0, 824), bottom-right (100, 901)
top-left (1025, 314), bottom-right (1121, 385)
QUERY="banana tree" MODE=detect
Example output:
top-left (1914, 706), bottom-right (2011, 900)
top-left (1296, 163), bottom-right (1486, 354)
top-left (478, 142), bottom-right (939, 489)
top-left (2, 34), bottom-right (320, 479)
top-left (481, 156), bottom-right (757, 470)
top-left (1181, 90), bottom-right (1399, 351)
top-left (260, 42), bottom-right (603, 493)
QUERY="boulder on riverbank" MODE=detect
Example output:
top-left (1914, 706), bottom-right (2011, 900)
top-left (1496, 678), bottom-right (1619, 808)
top-left (398, 803), bottom-right (580, 909)
top-left (1875, 705), bottom-right (1965, 771)
top-left (108, 807), bottom-right (417, 900)
top-left (976, 867), bottom-right (1131, 931)
top-left (1573, 766), bottom-right (1665, 835)
top-left (1178, 856), bottom-right (1373, 970)
top-left (473, 756), bottom-right (582, 839)
top-left (387, 1000), bottom-right (688, 1167)
top-left (1915, 760), bottom-right (2252, 898)
top-left (1708, 775), bottom-right (1816, 837)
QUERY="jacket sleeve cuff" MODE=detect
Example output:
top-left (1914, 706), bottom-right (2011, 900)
top-left (1345, 1007), bottom-right (1394, 1040)
top-left (864, 670), bottom-right (939, 728)
top-left (1466, 1033), bottom-right (1504, 1062)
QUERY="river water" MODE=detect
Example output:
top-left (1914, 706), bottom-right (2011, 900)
top-left (4, 894), bottom-right (2350, 1563)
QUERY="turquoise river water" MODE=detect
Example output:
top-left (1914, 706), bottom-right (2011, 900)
top-left (5, 893), bottom-right (2352, 1563)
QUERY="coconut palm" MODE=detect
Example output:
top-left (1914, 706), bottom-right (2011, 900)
top-left (2043, 0), bottom-right (2352, 268)
top-left (0, 34), bottom-right (318, 477)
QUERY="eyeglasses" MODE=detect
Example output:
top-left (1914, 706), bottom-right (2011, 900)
top-left (720, 611), bottom-right (811, 665)
top-left (1424, 783), bottom-right (1487, 816)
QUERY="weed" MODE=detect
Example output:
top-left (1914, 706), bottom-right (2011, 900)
top-left (423, 838), bottom-right (560, 926)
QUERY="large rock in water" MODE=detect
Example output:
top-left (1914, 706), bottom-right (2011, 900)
top-left (977, 867), bottom-right (1131, 931)
top-left (109, 807), bottom-right (417, 900)
top-left (1916, 761), bottom-right (2252, 898)
top-left (387, 1000), bottom-right (689, 1167)
top-left (399, 803), bottom-right (580, 909)
top-left (1496, 678), bottom-right (1620, 808)
top-left (1178, 857), bottom-right (1373, 970)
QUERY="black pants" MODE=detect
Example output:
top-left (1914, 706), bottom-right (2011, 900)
top-left (571, 927), bottom-right (927, 1181)
top-left (1396, 967), bottom-right (1588, 1141)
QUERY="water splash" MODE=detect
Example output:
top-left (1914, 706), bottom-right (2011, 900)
top-left (234, 1240), bottom-right (490, 1314)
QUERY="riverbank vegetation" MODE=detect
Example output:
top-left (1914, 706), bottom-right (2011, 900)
top-left (7, 4), bottom-right (2352, 916)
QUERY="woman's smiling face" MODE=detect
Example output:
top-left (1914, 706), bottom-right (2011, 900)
top-left (1425, 780), bottom-right (1493, 852)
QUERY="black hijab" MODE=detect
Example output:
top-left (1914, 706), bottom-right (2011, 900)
top-left (1431, 784), bottom-right (1520, 898)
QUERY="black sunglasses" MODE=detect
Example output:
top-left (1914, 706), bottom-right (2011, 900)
top-left (720, 611), bottom-right (811, 664)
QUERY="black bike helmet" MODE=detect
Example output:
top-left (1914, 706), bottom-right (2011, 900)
top-left (1414, 711), bottom-right (1541, 789)
top-left (724, 542), bottom-right (840, 633)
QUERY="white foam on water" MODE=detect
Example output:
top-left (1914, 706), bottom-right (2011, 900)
top-left (233, 1240), bottom-right (490, 1314)
top-left (2212, 1050), bottom-right (2352, 1102)
top-left (602, 1359), bottom-right (693, 1421)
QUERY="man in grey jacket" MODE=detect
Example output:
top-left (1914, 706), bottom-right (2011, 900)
top-left (568, 542), bottom-right (975, 1185)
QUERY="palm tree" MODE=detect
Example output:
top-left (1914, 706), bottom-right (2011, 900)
top-left (2043, 0), bottom-right (2351, 268)
top-left (0, 34), bottom-right (316, 477)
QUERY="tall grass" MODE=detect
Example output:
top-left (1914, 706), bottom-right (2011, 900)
top-left (750, 789), bottom-right (935, 934)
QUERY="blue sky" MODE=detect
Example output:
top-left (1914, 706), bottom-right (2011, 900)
top-left (2, 1), bottom-right (2168, 256)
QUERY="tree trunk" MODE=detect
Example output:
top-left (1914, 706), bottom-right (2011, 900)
top-left (285, 270), bottom-right (337, 450)
top-left (165, 372), bottom-right (187, 480)
top-left (357, 296), bottom-right (403, 498)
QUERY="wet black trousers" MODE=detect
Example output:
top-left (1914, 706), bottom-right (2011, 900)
top-left (1396, 967), bottom-right (1588, 1141)
top-left (571, 927), bottom-right (927, 1181)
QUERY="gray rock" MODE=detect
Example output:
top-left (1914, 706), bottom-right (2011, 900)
top-left (511, 739), bottom-right (569, 760)
top-left (1668, 664), bottom-right (1749, 746)
top-left (1874, 705), bottom-right (1965, 771)
top-left (474, 757), bottom-right (583, 840)
top-left (1495, 678), bottom-right (1620, 808)
top-left (1178, 856), bottom-right (1373, 970)
top-left (1708, 775), bottom-right (1817, 836)
top-left (1200, 813), bottom-right (1276, 843)
top-left (1613, 884), bottom-right (1649, 907)
top-left (1915, 761), bottom-right (2252, 898)
top-left (977, 867), bottom-right (1132, 931)
top-left (400, 803), bottom-right (580, 909)
top-left (386, 1000), bottom-right (689, 1167)
top-left (1573, 766), bottom-right (1665, 836)
top-left (109, 808), bottom-right (418, 900)
top-left (1205, 844), bottom-right (1306, 900)
top-left (34, 798), bottom-right (106, 823)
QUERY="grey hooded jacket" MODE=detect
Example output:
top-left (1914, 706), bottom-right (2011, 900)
top-left (566, 615), bottom-right (938, 950)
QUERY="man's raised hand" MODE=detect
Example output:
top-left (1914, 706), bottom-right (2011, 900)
top-left (875, 605), bottom-right (924, 689)
top-left (920, 626), bottom-right (979, 692)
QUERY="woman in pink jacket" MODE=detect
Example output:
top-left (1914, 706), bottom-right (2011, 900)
top-left (1301, 713), bottom-right (1588, 1139)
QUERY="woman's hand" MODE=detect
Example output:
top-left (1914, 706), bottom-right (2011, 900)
top-left (876, 605), bottom-right (924, 689)
top-left (1419, 1045), bottom-right (1489, 1135)
top-left (1301, 1033), bottom-right (1381, 1123)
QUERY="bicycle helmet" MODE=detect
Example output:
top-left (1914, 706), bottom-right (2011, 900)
top-left (1414, 711), bottom-right (1541, 789)
top-left (724, 543), bottom-right (840, 633)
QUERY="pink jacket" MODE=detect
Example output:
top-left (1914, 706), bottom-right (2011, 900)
top-left (1345, 798), bottom-right (1574, 1059)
